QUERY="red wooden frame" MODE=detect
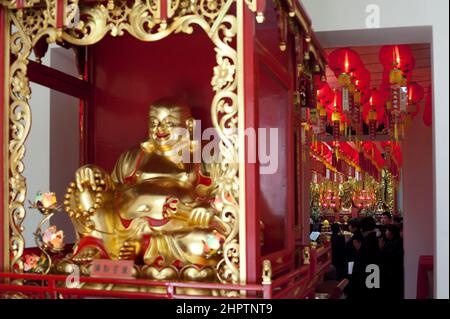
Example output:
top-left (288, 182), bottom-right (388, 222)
top-left (0, 1), bottom-right (329, 298)
top-left (243, 4), bottom-right (260, 284)
top-left (416, 255), bottom-right (433, 299)
top-left (254, 34), bottom-right (295, 276)
top-left (27, 61), bottom-right (90, 100)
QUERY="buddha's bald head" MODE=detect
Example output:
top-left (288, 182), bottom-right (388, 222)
top-left (149, 99), bottom-right (192, 125)
top-left (148, 99), bottom-right (193, 146)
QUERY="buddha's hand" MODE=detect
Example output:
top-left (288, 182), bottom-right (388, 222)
top-left (118, 239), bottom-right (140, 261)
top-left (189, 208), bottom-right (230, 234)
top-left (75, 165), bottom-right (112, 192)
top-left (163, 196), bottom-right (211, 227)
top-left (72, 246), bottom-right (101, 263)
top-left (187, 207), bottom-right (213, 228)
top-left (163, 196), bottom-right (229, 233)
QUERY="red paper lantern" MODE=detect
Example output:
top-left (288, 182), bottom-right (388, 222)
top-left (333, 89), bottom-right (342, 112)
top-left (318, 82), bottom-right (333, 106)
top-left (370, 88), bottom-right (387, 109)
top-left (353, 67), bottom-right (371, 89)
top-left (367, 88), bottom-right (387, 127)
top-left (359, 86), bottom-right (371, 104)
top-left (407, 82), bottom-right (424, 118)
top-left (328, 48), bottom-right (362, 75)
top-left (314, 74), bottom-right (326, 91)
top-left (379, 45), bottom-right (415, 73)
top-left (408, 82), bottom-right (425, 103)
top-left (362, 100), bottom-right (385, 126)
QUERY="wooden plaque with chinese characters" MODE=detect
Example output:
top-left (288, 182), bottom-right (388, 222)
top-left (90, 259), bottom-right (134, 279)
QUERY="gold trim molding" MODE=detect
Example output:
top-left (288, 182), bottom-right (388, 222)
top-left (6, 0), bottom-right (241, 286)
top-left (0, 0), bottom-right (41, 9)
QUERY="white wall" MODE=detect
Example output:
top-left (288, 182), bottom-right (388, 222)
top-left (402, 115), bottom-right (434, 298)
top-left (49, 48), bottom-right (80, 244)
top-left (23, 46), bottom-right (79, 246)
top-left (302, 0), bottom-right (431, 31)
top-left (23, 82), bottom-right (50, 247)
top-left (301, 0), bottom-right (449, 299)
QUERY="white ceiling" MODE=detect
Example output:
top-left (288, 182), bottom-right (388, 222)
top-left (313, 26), bottom-right (432, 48)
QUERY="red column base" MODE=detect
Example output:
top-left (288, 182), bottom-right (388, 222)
top-left (417, 255), bottom-right (433, 299)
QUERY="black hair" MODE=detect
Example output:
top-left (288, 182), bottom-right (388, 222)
top-left (361, 216), bottom-right (377, 232)
top-left (381, 211), bottom-right (392, 219)
top-left (331, 223), bottom-right (341, 235)
top-left (348, 218), bottom-right (361, 231)
top-left (386, 224), bottom-right (401, 239)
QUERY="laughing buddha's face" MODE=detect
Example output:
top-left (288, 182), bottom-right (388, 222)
top-left (148, 104), bottom-right (192, 148)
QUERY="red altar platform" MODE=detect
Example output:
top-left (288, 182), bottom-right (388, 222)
top-left (0, 0), bottom-right (329, 298)
top-left (0, 243), bottom-right (331, 299)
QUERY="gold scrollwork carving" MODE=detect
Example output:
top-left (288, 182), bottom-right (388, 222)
top-left (9, 11), bottom-right (33, 272)
top-left (0, 0), bottom-right (40, 9)
top-left (7, 0), bottom-right (240, 286)
top-left (44, 0), bottom-right (57, 26)
top-left (378, 169), bottom-right (394, 213)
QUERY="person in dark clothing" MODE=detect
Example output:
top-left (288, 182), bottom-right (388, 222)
top-left (380, 211), bottom-right (393, 226)
top-left (380, 224), bottom-right (404, 298)
top-left (344, 218), bottom-right (363, 299)
top-left (331, 223), bottom-right (346, 280)
top-left (393, 216), bottom-right (403, 239)
top-left (359, 216), bottom-right (381, 298)
top-left (393, 216), bottom-right (403, 227)
top-left (377, 211), bottom-right (393, 240)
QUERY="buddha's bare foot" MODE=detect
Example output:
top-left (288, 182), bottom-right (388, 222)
top-left (72, 247), bottom-right (101, 263)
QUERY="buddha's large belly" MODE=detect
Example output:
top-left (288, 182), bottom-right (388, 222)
top-left (114, 179), bottom-right (196, 221)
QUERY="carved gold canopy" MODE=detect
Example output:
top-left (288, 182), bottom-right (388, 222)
top-left (1, 0), bottom-right (325, 285)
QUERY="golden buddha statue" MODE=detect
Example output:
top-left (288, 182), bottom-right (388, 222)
top-left (310, 182), bottom-right (321, 211)
top-left (61, 99), bottom-right (228, 284)
top-left (339, 179), bottom-right (354, 212)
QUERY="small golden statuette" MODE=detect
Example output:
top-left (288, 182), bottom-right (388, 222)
top-left (343, 215), bottom-right (349, 225)
top-left (303, 246), bottom-right (311, 265)
top-left (262, 259), bottom-right (272, 284)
